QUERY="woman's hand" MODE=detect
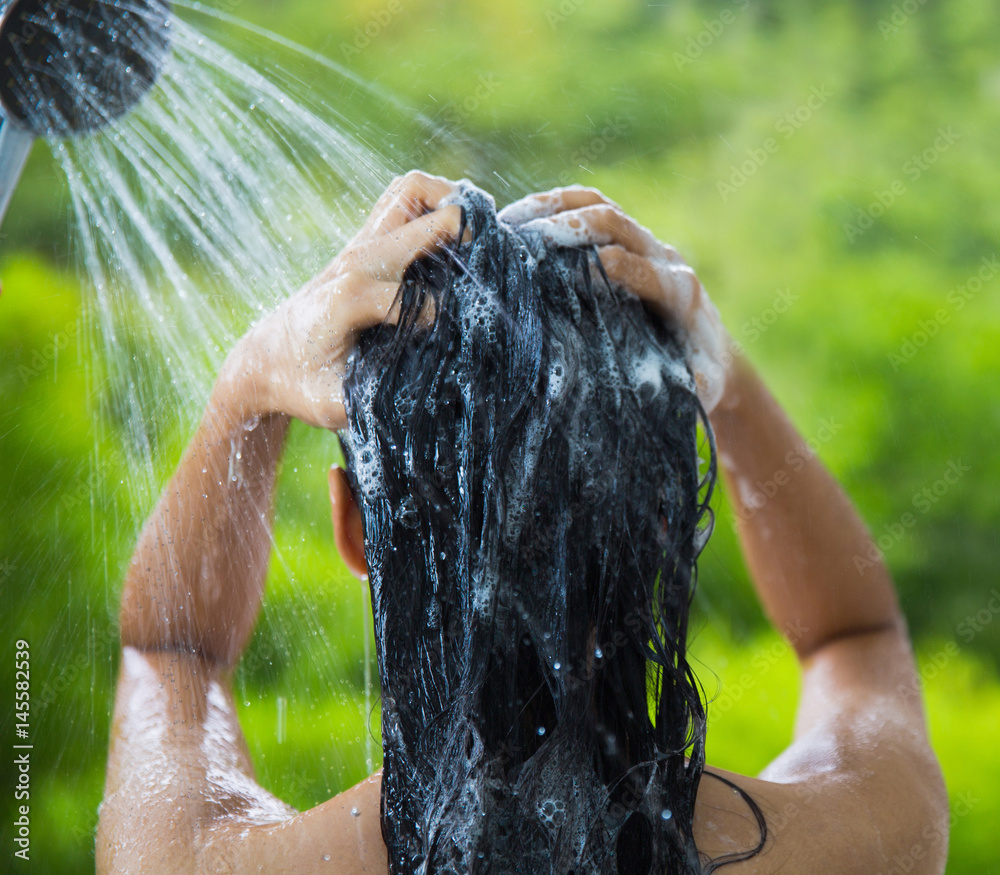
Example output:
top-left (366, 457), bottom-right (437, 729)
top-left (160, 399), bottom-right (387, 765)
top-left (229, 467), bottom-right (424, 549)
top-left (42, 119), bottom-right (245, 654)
top-left (500, 186), bottom-right (731, 413)
top-left (227, 171), bottom-right (467, 430)
top-left (119, 171), bottom-right (466, 663)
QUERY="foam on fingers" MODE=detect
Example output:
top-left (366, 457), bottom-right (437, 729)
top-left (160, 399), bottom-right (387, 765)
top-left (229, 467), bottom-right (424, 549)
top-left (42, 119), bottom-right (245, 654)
top-left (520, 205), bottom-right (664, 259)
top-left (497, 185), bottom-right (615, 225)
top-left (596, 245), bottom-right (730, 414)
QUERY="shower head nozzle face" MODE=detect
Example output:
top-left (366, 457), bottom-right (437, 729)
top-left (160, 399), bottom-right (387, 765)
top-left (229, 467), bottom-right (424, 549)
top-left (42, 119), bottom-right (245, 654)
top-left (0, 0), bottom-right (171, 137)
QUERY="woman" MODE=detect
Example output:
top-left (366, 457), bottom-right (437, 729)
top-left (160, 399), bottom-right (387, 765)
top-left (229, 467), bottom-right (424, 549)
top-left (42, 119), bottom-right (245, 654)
top-left (97, 171), bottom-right (947, 873)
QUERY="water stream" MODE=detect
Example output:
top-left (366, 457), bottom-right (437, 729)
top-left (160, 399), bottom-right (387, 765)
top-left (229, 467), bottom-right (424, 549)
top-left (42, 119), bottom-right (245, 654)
top-left (60, 2), bottom-right (434, 496)
top-left (40, 0), bottom-right (464, 812)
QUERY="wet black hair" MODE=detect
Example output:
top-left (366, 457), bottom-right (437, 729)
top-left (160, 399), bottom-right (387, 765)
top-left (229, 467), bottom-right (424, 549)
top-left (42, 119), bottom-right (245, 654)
top-left (342, 184), bottom-right (757, 874)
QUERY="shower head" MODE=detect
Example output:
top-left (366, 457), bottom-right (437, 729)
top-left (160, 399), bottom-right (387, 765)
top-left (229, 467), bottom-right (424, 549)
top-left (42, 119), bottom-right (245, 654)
top-left (0, 0), bottom-right (171, 137)
top-left (0, 0), bottom-right (171, 229)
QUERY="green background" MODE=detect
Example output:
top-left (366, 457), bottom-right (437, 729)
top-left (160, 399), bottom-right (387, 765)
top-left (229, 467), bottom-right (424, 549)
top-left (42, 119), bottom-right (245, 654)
top-left (2, 0), bottom-right (999, 871)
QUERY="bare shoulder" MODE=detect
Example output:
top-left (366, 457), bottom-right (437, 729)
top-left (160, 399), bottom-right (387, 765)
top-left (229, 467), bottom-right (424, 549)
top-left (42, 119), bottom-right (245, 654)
top-left (97, 647), bottom-right (386, 875)
top-left (693, 628), bottom-right (949, 874)
top-left (97, 649), bottom-right (294, 874)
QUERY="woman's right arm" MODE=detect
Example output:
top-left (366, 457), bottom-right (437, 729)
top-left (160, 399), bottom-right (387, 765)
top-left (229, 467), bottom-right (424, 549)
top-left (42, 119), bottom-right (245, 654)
top-left (503, 186), bottom-right (913, 678)
top-left (502, 188), bottom-right (901, 654)
top-left (703, 352), bottom-right (949, 871)
top-left (501, 187), bottom-right (949, 871)
top-left (708, 356), bottom-right (901, 667)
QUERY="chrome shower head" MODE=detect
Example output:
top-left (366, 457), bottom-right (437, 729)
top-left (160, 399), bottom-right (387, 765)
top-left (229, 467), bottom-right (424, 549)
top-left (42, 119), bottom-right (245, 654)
top-left (0, 0), bottom-right (171, 229)
top-left (0, 0), bottom-right (171, 137)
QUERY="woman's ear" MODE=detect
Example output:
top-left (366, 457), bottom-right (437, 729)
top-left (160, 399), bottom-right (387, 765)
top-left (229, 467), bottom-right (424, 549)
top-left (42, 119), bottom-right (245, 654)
top-left (329, 464), bottom-right (369, 580)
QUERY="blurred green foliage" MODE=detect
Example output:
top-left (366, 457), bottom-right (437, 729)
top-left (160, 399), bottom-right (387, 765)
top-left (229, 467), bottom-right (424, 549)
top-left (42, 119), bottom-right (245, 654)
top-left (2, 0), bottom-right (999, 871)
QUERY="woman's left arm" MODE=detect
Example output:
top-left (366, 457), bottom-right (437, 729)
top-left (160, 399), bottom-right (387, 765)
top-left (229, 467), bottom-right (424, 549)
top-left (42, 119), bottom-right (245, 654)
top-left (119, 170), bottom-right (465, 665)
top-left (98, 171), bottom-right (463, 873)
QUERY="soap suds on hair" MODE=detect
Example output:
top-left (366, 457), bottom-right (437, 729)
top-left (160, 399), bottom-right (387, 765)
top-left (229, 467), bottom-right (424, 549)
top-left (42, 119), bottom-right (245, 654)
top-left (342, 183), bottom-right (717, 874)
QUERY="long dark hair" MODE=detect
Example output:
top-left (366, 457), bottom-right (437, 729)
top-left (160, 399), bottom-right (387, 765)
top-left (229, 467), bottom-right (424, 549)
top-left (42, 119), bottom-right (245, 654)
top-left (342, 184), bottom-right (726, 873)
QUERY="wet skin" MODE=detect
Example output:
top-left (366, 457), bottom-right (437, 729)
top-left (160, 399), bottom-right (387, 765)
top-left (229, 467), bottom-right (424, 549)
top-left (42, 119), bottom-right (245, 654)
top-left (97, 172), bottom-right (948, 874)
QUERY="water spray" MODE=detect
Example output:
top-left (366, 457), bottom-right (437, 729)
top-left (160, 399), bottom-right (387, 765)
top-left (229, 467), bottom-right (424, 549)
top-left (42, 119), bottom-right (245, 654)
top-left (0, 0), bottom-right (171, 227)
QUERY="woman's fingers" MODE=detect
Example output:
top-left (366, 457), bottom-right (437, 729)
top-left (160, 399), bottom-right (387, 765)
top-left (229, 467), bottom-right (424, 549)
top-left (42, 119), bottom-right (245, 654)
top-left (361, 171), bottom-right (464, 237)
top-left (339, 279), bottom-right (410, 330)
top-left (595, 243), bottom-right (729, 412)
top-left (309, 205), bottom-right (460, 342)
top-left (520, 204), bottom-right (681, 263)
top-left (335, 205), bottom-right (458, 332)
top-left (498, 185), bottom-right (617, 225)
top-left (597, 246), bottom-right (668, 314)
top-left (353, 205), bottom-right (465, 281)
top-left (250, 177), bottom-right (464, 430)
top-left (597, 245), bottom-right (702, 323)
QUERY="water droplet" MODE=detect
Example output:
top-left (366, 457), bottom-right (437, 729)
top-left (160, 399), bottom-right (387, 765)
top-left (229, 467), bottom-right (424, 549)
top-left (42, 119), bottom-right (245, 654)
top-left (350, 806), bottom-right (360, 817)
top-left (536, 726), bottom-right (546, 736)
top-left (660, 808), bottom-right (672, 821)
